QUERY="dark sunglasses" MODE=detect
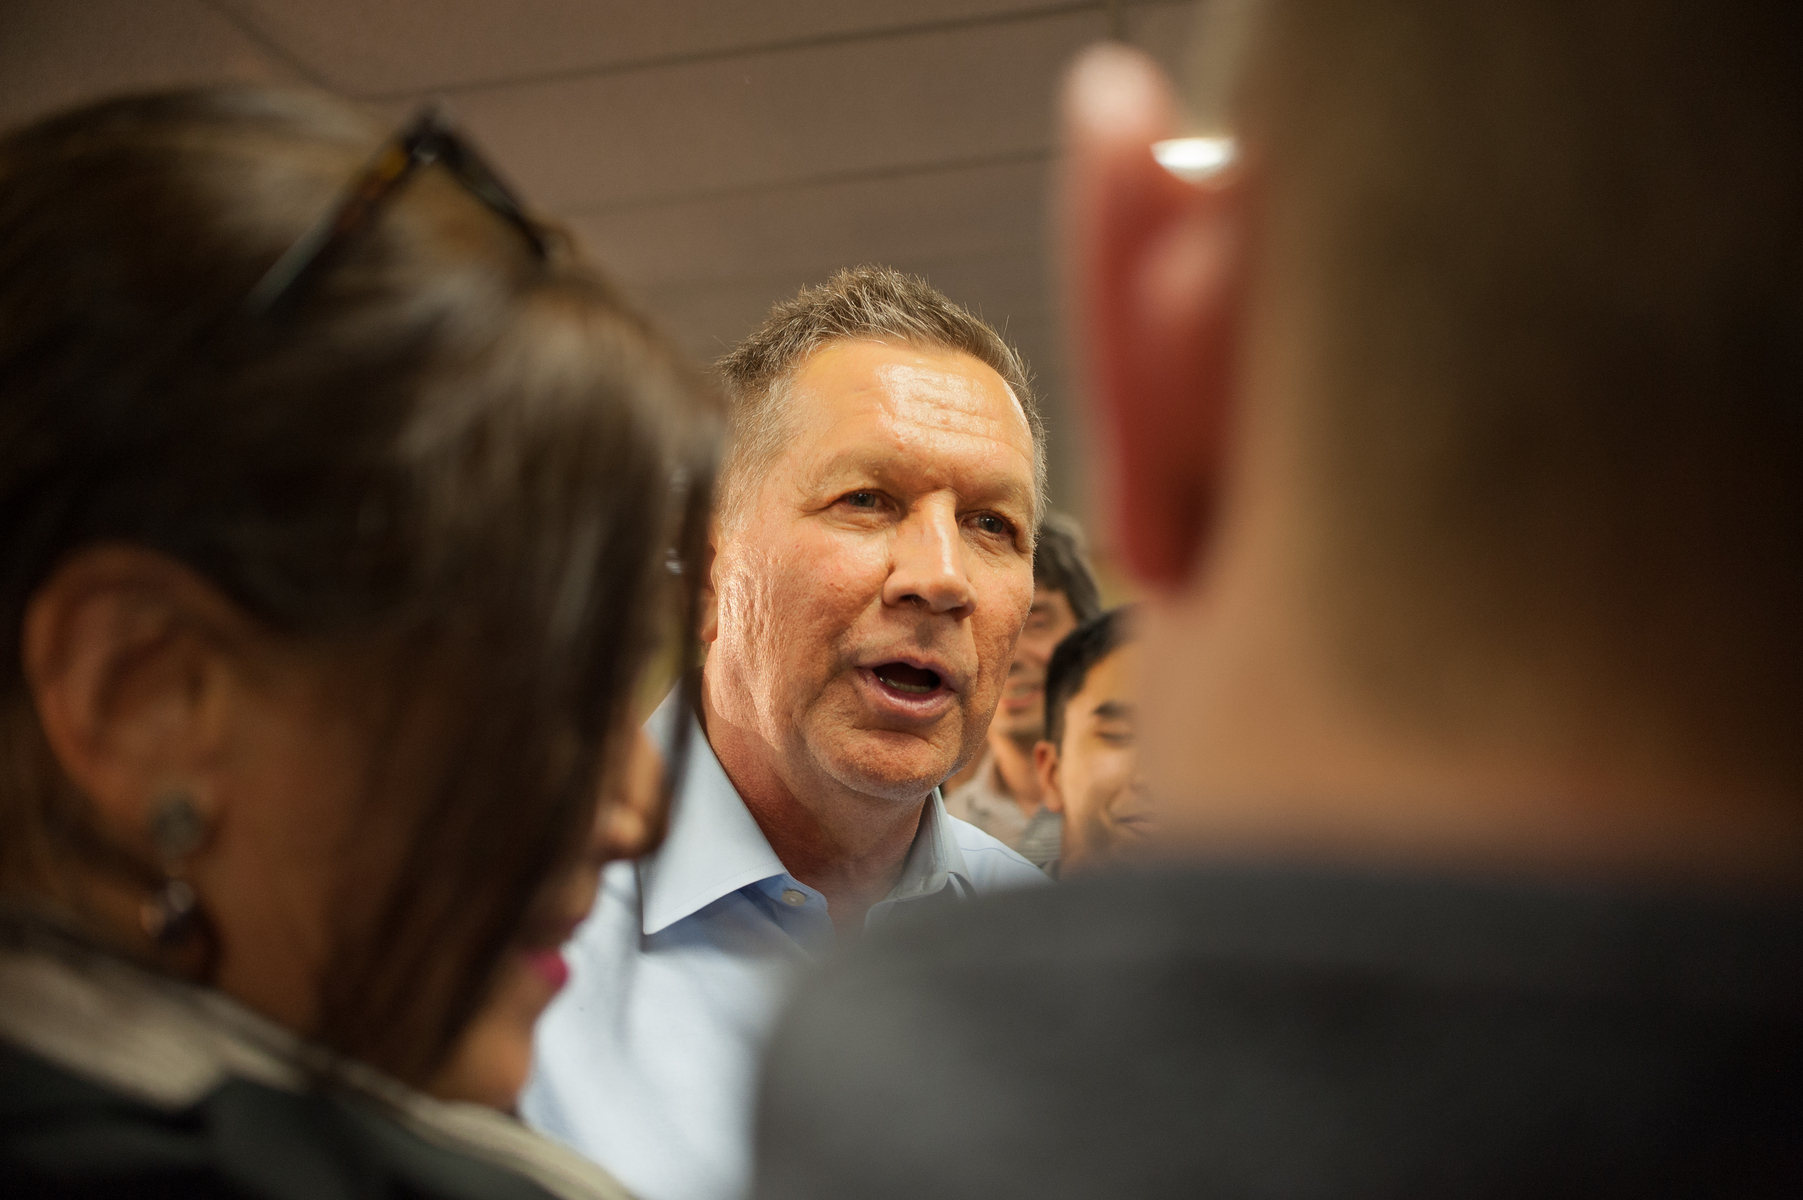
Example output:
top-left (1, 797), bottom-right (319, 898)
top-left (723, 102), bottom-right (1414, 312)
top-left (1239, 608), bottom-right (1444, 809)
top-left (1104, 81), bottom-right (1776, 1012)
top-left (246, 104), bottom-right (549, 313)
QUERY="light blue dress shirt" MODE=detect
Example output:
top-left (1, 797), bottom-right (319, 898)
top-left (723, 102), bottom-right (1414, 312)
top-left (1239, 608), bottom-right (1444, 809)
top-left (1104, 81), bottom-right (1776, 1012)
top-left (521, 693), bottom-right (1049, 1200)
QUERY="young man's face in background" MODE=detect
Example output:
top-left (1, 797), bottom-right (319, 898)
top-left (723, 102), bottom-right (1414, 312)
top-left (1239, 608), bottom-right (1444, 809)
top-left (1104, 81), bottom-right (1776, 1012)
top-left (1038, 641), bottom-right (1154, 871)
top-left (993, 586), bottom-right (1080, 744)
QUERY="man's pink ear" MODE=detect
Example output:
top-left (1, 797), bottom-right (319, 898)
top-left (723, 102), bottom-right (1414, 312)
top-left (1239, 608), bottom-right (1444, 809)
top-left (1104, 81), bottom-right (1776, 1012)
top-left (1061, 44), bottom-right (1247, 590)
top-left (1034, 740), bottom-right (1064, 813)
top-left (697, 520), bottom-right (721, 645)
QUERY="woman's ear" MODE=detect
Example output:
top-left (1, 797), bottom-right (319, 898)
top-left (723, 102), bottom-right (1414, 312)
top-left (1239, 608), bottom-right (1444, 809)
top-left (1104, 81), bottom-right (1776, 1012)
top-left (1061, 44), bottom-right (1249, 591)
top-left (1034, 739), bottom-right (1065, 814)
top-left (22, 545), bottom-right (249, 842)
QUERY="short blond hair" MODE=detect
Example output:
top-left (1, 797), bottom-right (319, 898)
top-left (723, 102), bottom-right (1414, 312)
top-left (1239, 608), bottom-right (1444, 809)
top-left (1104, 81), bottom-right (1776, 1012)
top-left (714, 265), bottom-right (1046, 529)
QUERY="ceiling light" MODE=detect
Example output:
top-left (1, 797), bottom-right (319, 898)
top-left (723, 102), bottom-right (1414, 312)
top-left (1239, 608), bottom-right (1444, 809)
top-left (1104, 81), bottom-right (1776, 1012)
top-left (1152, 136), bottom-right (1236, 181)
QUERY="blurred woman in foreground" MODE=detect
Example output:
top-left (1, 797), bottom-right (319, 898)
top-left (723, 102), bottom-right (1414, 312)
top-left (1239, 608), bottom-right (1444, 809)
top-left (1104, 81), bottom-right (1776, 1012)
top-left (430, 728), bottom-right (667, 1112)
top-left (0, 88), bottom-right (715, 1198)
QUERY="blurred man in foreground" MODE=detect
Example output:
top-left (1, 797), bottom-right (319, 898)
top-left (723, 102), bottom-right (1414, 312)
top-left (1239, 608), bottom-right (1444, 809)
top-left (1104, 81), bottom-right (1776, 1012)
top-left (943, 514), bottom-right (1101, 866)
top-left (1033, 607), bottom-right (1149, 876)
top-left (524, 266), bottom-right (1047, 1200)
top-left (754, 3), bottom-right (1803, 1196)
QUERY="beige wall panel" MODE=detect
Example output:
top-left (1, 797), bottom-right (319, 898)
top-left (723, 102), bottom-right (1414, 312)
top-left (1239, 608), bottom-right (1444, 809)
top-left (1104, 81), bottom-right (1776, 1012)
top-left (427, 10), bottom-right (1108, 213)
top-left (0, 0), bottom-right (304, 129)
top-left (215, 0), bottom-right (1068, 97)
top-left (567, 158), bottom-right (1049, 290)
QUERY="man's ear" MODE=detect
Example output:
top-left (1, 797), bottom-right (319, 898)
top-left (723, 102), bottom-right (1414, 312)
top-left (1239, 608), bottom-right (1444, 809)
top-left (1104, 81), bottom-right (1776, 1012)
top-left (697, 516), bottom-right (722, 645)
top-left (22, 545), bottom-right (248, 845)
top-left (1034, 739), bottom-right (1064, 814)
top-left (1061, 44), bottom-right (1248, 590)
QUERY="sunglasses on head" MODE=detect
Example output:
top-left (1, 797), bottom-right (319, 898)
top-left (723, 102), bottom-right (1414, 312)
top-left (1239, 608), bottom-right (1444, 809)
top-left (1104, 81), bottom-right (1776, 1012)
top-left (246, 103), bottom-right (707, 820)
top-left (246, 104), bottom-right (550, 313)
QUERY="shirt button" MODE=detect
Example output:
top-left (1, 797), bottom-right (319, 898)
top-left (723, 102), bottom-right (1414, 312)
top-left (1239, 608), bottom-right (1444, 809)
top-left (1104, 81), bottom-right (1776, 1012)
top-left (780, 888), bottom-right (808, 906)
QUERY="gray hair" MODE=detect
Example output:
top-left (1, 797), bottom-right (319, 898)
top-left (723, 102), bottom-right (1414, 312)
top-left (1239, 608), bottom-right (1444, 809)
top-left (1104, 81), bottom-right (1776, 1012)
top-left (714, 265), bottom-right (1046, 529)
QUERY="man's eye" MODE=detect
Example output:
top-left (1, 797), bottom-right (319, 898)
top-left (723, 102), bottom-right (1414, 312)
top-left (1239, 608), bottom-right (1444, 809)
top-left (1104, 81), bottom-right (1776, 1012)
top-left (844, 491), bottom-right (880, 509)
top-left (973, 514), bottom-right (1012, 537)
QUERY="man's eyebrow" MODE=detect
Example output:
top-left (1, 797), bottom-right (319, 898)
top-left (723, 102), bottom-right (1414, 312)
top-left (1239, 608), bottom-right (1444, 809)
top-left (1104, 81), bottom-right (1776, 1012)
top-left (973, 474), bottom-right (1036, 512)
top-left (810, 448), bottom-right (1034, 512)
top-left (986, 476), bottom-right (1037, 516)
top-left (1092, 700), bottom-right (1136, 722)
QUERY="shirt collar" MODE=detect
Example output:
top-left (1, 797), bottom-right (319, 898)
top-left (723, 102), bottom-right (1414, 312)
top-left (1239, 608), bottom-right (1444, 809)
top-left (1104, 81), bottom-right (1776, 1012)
top-left (638, 692), bottom-right (788, 936)
top-left (638, 691), bottom-right (975, 935)
top-left (886, 790), bottom-right (973, 906)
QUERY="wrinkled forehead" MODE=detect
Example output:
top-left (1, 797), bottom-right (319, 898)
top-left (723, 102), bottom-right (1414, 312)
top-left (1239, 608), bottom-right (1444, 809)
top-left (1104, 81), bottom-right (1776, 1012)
top-left (781, 338), bottom-right (1036, 493)
top-left (794, 337), bottom-right (1029, 435)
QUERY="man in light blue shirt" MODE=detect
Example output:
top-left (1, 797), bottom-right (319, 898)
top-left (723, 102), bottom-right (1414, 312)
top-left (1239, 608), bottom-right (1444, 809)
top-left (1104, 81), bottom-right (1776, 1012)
top-left (522, 266), bottom-right (1053, 1200)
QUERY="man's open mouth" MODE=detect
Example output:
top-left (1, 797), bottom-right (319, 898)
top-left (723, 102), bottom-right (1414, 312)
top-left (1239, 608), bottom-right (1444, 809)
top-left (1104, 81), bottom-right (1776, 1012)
top-left (873, 662), bottom-right (943, 695)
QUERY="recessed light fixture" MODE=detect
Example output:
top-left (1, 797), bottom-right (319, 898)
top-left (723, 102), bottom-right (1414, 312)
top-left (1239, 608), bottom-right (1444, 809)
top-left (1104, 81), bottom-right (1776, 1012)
top-left (1152, 136), bottom-right (1236, 181)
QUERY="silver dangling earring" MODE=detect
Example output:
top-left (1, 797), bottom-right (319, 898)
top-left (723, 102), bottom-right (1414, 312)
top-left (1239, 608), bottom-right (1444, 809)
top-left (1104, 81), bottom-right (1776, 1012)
top-left (141, 791), bottom-right (208, 946)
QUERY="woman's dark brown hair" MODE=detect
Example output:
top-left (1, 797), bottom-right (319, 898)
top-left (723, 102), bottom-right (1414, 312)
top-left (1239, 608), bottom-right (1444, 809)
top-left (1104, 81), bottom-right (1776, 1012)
top-left (0, 88), bottom-right (717, 1082)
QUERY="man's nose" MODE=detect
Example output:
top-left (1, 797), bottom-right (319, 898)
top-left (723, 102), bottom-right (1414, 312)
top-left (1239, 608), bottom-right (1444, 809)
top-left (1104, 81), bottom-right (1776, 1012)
top-left (883, 502), bottom-right (976, 616)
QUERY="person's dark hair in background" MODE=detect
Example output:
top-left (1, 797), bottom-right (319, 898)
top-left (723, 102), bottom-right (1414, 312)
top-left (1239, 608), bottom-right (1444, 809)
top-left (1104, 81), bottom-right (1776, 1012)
top-left (1039, 609), bottom-right (1126, 751)
top-left (753, 1), bottom-right (1803, 1197)
top-left (1030, 515), bottom-right (1101, 629)
top-left (0, 87), bottom-right (715, 1200)
top-left (941, 512), bottom-right (1100, 865)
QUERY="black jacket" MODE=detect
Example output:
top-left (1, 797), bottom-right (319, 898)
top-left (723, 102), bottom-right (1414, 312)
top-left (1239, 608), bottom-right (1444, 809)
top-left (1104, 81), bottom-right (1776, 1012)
top-left (2, 1043), bottom-right (558, 1200)
top-left (0, 933), bottom-right (630, 1200)
top-left (755, 863), bottom-right (1803, 1199)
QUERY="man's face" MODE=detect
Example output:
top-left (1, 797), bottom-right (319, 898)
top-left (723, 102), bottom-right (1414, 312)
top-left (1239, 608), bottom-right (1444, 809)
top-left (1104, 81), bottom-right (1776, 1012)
top-left (992, 586), bottom-right (1080, 745)
top-left (1039, 642), bottom-right (1153, 871)
top-left (707, 338), bottom-right (1037, 806)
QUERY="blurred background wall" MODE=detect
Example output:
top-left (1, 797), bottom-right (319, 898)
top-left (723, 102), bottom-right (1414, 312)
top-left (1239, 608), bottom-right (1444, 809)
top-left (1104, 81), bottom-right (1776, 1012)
top-left (1, 0), bottom-right (1199, 567)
